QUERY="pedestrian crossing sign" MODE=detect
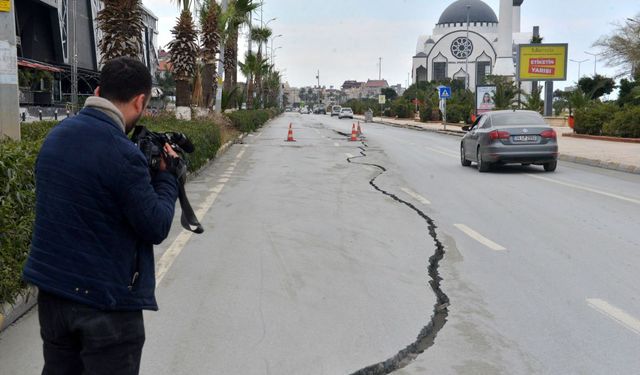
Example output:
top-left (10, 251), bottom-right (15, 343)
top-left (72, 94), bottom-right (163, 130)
top-left (438, 86), bottom-right (452, 99)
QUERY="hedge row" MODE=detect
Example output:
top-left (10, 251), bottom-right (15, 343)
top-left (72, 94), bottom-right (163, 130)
top-left (575, 104), bottom-right (640, 138)
top-left (0, 109), bottom-right (278, 306)
top-left (226, 108), bottom-right (279, 132)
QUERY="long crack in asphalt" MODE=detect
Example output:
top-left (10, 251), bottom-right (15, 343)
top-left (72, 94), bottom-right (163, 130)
top-left (340, 133), bottom-right (449, 375)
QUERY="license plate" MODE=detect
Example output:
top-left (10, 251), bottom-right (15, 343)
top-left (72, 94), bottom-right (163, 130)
top-left (513, 135), bottom-right (538, 142)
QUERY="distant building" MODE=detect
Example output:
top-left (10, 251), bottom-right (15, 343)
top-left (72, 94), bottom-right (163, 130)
top-left (362, 79), bottom-right (389, 98)
top-left (341, 80), bottom-right (363, 90)
top-left (15, 0), bottom-right (159, 106)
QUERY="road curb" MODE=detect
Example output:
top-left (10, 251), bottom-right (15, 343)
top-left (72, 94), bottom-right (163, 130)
top-left (0, 130), bottom-right (252, 335)
top-left (558, 154), bottom-right (640, 174)
top-left (0, 287), bottom-right (37, 333)
top-left (369, 119), bottom-right (640, 175)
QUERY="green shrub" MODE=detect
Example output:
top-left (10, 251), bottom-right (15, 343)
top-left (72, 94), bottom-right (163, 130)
top-left (602, 106), bottom-right (640, 138)
top-left (446, 103), bottom-right (470, 123)
top-left (391, 98), bottom-right (414, 119)
top-left (574, 102), bottom-right (619, 135)
top-left (225, 109), bottom-right (276, 133)
top-left (20, 121), bottom-right (58, 142)
top-left (0, 140), bottom-right (39, 305)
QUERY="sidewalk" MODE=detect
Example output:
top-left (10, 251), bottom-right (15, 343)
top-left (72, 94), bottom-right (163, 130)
top-left (355, 115), bottom-right (640, 174)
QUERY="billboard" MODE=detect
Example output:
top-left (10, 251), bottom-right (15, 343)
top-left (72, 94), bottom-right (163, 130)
top-left (476, 85), bottom-right (496, 115)
top-left (517, 44), bottom-right (568, 81)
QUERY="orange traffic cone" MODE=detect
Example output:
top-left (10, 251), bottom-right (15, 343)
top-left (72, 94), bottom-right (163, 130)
top-left (349, 123), bottom-right (358, 142)
top-left (357, 121), bottom-right (363, 136)
top-left (286, 123), bottom-right (296, 142)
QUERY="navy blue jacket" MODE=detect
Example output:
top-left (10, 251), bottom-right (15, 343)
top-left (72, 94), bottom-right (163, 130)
top-left (23, 107), bottom-right (178, 311)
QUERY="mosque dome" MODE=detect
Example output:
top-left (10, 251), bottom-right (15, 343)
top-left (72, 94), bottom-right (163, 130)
top-left (437, 0), bottom-right (498, 25)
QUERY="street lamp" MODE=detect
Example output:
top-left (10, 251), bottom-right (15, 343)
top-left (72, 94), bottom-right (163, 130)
top-left (465, 3), bottom-right (471, 90)
top-left (584, 51), bottom-right (602, 76)
top-left (270, 34), bottom-right (283, 62)
top-left (271, 46), bottom-right (282, 64)
top-left (569, 58), bottom-right (589, 81)
top-left (254, 17), bottom-right (276, 27)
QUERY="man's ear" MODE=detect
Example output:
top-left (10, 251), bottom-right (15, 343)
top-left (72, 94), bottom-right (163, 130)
top-left (94, 87), bottom-right (101, 96)
top-left (132, 93), bottom-right (147, 113)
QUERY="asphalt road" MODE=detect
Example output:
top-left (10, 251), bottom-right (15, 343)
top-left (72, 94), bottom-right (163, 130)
top-left (1, 113), bottom-right (639, 374)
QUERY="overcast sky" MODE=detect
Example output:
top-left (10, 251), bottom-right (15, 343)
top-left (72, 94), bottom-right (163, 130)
top-left (143, 0), bottom-right (639, 90)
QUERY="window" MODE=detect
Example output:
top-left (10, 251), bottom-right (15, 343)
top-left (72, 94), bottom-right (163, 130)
top-left (433, 62), bottom-right (447, 82)
top-left (476, 62), bottom-right (492, 84)
top-left (416, 66), bottom-right (427, 83)
top-left (481, 117), bottom-right (492, 129)
top-left (492, 113), bottom-right (546, 126)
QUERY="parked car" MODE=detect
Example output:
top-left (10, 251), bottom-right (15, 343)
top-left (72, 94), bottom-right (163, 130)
top-left (314, 107), bottom-right (326, 114)
top-left (338, 107), bottom-right (354, 119)
top-left (300, 107), bottom-right (311, 114)
top-left (460, 110), bottom-right (558, 172)
top-left (331, 105), bottom-right (342, 117)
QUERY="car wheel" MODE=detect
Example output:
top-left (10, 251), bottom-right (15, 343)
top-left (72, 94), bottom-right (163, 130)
top-left (477, 148), bottom-right (490, 172)
top-left (544, 160), bottom-right (557, 172)
top-left (461, 144), bottom-right (471, 166)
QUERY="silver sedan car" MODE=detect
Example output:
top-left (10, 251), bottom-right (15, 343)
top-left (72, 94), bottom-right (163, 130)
top-left (460, 110), bottom-right (559, 172)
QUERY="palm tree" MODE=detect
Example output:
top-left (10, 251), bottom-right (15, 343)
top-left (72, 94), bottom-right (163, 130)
top-left (239, 52), bottom-right (268, 109)
top-left (223, 0), bottom-right (259, 95)
top-left (199, 0), bottom-right (222, 108)
top-left (167, 0), bottom-right (199, 107)
top-left (263, 68), bottom-right (282, 108)
top-left (250, 26), bottom-right (272, 107)
top-left (485, 75), bottom-right (522, 110)
top-left (96, 0), bottom-right (144, 62)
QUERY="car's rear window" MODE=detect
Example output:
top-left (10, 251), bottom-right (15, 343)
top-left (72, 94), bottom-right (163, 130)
top-left (491, 113), bottom-right (546, 127)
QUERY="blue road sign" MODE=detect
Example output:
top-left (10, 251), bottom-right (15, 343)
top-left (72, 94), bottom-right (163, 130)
top-left (438, 86), bottom-right (452, 99)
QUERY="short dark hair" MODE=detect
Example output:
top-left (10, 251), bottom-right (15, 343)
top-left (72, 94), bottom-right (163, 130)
top-left (99, 57), bottom-right (152, 103)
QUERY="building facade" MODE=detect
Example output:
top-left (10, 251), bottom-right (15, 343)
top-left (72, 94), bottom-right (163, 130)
top-left (15, 0), bottom-right (159, 106)
top-left (411, 0), bottom-right (531, 90)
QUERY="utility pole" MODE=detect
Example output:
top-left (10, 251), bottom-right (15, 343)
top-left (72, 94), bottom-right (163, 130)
top-left (0, 0), bottom-right (20, 140)
top-left (316, 70), bottom-right (320, 88)
top-left (378, 57), bottom-right (382, 80)
top-left (214, 0), bottom-right (228, 113)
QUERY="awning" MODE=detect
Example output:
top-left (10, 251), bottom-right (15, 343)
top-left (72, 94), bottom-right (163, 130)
top-left (18, 58), bottom-right (64, 73)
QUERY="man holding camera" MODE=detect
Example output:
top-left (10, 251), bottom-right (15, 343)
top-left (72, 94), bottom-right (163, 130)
top-left (23, 57), bottom-right (180, 375)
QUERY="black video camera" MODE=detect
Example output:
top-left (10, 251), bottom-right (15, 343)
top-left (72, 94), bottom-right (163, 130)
top-left (130, 126), bottom-right (203, 234)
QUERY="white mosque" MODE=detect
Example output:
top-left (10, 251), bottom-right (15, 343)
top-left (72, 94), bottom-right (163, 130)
top-left (412, 0), bottom-right (533, 90)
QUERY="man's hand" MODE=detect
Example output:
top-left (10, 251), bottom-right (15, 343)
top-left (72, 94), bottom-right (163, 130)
top-left (159, 144), bottom-right (179, 172)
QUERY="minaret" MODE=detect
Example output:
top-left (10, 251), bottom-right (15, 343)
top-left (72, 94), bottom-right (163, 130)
top-left (493, 0), bottom-right (515, 76)
top-left (513, 0), bottom-right (524, 33)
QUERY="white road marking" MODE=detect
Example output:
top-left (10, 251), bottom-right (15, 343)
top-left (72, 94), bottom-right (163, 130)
top-left (334, 142), bottom-right (340, 147)
top-left (527, 174), bottom-right (640, 206)
top-left (401, 188), bottom-right (431, 205)
top-left (425, 146), bottom-right (458, 159)
top-left (587, 298), bottom-right (640, 335)
top-left (218, 178), bottom-right (230, 183)
top-left (345, 153), bottom-right (355, 158)
top-left (156, 148), bottom-right (246, 285)
top-left (255, 132), bottom-right (262, 138)
top-left (454, 224), bottom-right (506, 251)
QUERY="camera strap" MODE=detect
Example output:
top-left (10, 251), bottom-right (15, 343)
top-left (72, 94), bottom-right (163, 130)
top-left (178, 180), bottom-right (204, 234)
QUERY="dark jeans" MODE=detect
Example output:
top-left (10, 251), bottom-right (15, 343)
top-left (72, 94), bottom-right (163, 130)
top-left (37, 290), bottom-right (145, 375)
